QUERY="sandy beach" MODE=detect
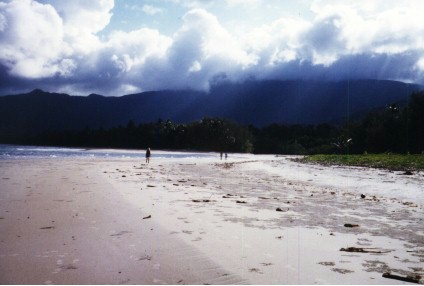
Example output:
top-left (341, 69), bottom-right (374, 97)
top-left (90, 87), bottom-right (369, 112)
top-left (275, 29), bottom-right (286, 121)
top-left (0, 153), bottom-right (423, 284)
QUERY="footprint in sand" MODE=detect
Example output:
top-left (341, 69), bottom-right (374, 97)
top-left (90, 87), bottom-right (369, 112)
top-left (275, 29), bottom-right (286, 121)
top-left (110, 230), bottom-right (132, 237)
top-left (248, 268), bottom-right (263, 274)
top-left (261, 263), bottom-right (273, 266)
top-left (138, 255), bottom-right (152, 261)
top-left (60, 264), bottom-right (78, 271)
top-left (318, 262), bottom-right (335, 266)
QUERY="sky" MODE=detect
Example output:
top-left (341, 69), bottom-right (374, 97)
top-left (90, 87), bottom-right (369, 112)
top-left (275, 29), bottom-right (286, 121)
top-left (0, 0), bottom-right (423, 96)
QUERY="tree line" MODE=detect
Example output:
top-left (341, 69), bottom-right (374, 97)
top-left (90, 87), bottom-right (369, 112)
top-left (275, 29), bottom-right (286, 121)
top-left (21, 91), bottom-right (424, 154)
top-left (33, 118), bottom-right (254, 153)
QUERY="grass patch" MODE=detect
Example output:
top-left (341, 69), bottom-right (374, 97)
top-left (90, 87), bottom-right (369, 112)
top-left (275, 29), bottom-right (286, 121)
top-left (299, 154), bottom-right (424, 171)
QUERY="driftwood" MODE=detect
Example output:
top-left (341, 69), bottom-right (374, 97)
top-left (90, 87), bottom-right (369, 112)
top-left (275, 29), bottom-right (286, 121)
top-left (223, 194), bottom-right (237, 198)
top-left (340, 247), bottom-right (392, 254)
top-left (236, 200), bottom-right (247, 204)
top-left (142, 215), bottom-right (151, 219)
top-left (344, 223), bottom-right (360, 228)
top-left (382, 273), bottom-right (421, 284)
top-left (192, 199), bottom-right (214, 203)
top-left (40, 226), bottom-right (55, 230)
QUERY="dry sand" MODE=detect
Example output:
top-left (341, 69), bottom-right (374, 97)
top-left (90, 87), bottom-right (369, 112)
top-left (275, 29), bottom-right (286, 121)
top-left (0, 154), bottom-right (423, 284)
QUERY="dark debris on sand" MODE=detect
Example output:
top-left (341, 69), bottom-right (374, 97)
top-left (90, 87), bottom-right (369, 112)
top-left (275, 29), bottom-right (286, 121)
top-left (382, 272), bottom-right (422, 284)
top-left (340, 247), bottom-right (392, 254)
top-left (344, 223), bottom-right (360, 228)
top-left (192, 199), bottom-right (215, 203)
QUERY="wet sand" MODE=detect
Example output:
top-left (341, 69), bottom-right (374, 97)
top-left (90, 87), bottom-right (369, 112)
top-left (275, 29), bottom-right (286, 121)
top-left (0, 154), bottom-right (423, 284)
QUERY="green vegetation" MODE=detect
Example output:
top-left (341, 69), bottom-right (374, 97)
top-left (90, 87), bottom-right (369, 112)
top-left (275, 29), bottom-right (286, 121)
top-left (251, 91), bottom-right (424, 155)
top-left (299, 154), bottom-right (424, 171)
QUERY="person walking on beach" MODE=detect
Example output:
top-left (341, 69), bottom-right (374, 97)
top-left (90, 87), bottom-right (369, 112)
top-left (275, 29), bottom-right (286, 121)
top-left (146, 148), bottom-right (151, 164)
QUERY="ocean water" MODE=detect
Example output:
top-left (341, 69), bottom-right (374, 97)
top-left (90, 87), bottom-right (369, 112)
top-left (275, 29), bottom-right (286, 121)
top-left (0, 144), bottom-right (217, 160)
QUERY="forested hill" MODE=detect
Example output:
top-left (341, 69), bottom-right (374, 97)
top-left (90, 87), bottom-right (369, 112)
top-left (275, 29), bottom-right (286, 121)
top-left (0, 79), bottom-right (421, 141)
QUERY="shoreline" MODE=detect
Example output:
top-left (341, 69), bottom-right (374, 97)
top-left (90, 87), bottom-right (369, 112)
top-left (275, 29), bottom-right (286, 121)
top-left (1, 155), bottom-right (423, 284)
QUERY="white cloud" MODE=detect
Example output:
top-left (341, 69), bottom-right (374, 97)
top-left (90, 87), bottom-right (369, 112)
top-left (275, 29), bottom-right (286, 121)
top-left (416, 58), bottom-right (424, 72)
top-left (106, 28), bottom-right (171, 69)
top-left (309, 0), bottom-right (424, 56)
top-left (50, 0), bottom-right (114, 54)
top-left (0, 0), bottom-right (67, 78)
top-left (0, 0), bottom-right (424, 96)
top-left (0, 0), bottom-right (115, 79)
top-left (179, 9), bottom-right (255, 68)
top-left (188, 60), bottom-right (202, 73)
top-left (243, 17), bottom-right (310, 66)
top-left (131, 8), bottom-right (257, 91)
top-left (242, 0), bottom-right (424, 69)
top-left (52, 0), bottom-right (114, 33)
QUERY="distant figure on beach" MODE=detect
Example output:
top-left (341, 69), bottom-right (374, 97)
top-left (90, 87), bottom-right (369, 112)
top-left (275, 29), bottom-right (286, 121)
top-left (225, 152), bottom-right (228, 160)
top-left (220, 152), bottom-right (223, 160)
top-left (146, 148), bottom-right (151, 164)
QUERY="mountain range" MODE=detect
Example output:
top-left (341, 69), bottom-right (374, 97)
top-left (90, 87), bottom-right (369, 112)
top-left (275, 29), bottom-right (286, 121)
top-left (0, 79), bottom-right (422, 141)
